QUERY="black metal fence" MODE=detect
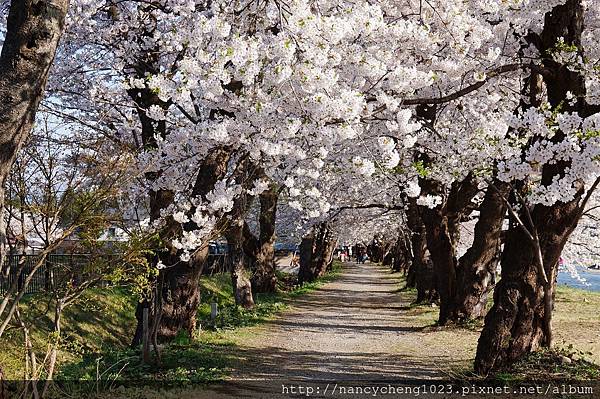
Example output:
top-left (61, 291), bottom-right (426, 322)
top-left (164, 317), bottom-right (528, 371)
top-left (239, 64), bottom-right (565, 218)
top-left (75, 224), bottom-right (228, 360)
top-left (205, 253), bottom-right (229, 275)
top-left (0, 254), bottom-right (92, 296)
top-left (0, 253), bottom-right (232, 296)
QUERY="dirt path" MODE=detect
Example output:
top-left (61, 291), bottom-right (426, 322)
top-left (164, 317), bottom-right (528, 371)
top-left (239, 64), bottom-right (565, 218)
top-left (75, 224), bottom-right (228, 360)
top-left (229, 262), bottom-right (475, 382)
top-left (151, 262), bottom-right (598, 398)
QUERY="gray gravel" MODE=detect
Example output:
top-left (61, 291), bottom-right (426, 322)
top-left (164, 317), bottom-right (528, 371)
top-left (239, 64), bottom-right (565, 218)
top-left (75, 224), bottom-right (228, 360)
top-left (231, 262), bottom-right (446, 382)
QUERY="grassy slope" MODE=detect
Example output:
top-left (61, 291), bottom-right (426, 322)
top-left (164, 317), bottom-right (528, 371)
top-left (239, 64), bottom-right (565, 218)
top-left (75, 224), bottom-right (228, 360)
top-left (0, 262), bottom-right (343, 394)
top-left (553, 284), bottom-right (600, 363)
top-left (0, 287), bottom-right (137, 380)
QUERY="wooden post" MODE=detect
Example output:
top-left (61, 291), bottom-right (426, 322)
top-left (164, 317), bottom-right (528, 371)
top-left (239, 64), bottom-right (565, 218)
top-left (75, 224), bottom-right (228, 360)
top-left (211, 302), bottom-right (218, 328)
top-left (142, 307), bottom-right (150, 363)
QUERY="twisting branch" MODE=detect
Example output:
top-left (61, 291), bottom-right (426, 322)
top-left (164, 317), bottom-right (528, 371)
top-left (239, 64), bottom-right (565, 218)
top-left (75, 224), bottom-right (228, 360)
top-left (367, 63), bottom-right (553, 116)
top-left (577, 176), bottom-right (600, 219)
top-left (487, 182), bottom-right (548, 285)
top-left (328, 202), bottom-right (405, 219)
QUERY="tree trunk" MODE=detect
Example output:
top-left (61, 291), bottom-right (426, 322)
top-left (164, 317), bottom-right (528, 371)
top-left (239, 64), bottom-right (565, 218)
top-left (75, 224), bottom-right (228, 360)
top-left (319, 230), bottom-right (337, 274)
top-left (475, 0), bottom-right (589, 375)
top-left (391, 233), bottom-right (409, 272)
top-left (0, 0), bottom-right (69, 269)
top-left (157, 247), bottom-right (208, 338)
top-left (312, 223), bottom-right (336, 278)
top-left (230, 247), bottom-right (255, 309)
top-left (298, 222), bottom-right (336, 284)
top-left (420, 201), bottom-right (456, 323)
top-left (226, 219), bottom-right (255, 309)
top-left (297, 231), bottom-right (315, 285)
top-left (452, 181), bottom-right (509, 321)
top-left (132, 247), bottom-right (208, 344)
top-left (474, 192), bottom-right (581, 373)
top-left (129, 147), bottom-right (230, 345)
top-left (405, 197), bottom-right (432, 298)
top-left (127, 47), bottom-right (232, 342)
top-left (419, 176), bottom-right (479, 324)
top-left (252, 187), bottom-right (279, 293)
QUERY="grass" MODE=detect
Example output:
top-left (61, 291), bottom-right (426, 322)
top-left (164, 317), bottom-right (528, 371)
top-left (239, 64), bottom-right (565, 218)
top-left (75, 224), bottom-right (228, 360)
top-left (1, 261), bottom-right (344, 397)
top-left (0, 286), bottom-right (137, 380)
top-left (53, 341), bottom-right (231, 397)
top-left (388, 269), bottom-right (600, 382)
top-left (197, 262), bottom-right (343, 330)
top-left (491, 347), bottom-right (600, 384)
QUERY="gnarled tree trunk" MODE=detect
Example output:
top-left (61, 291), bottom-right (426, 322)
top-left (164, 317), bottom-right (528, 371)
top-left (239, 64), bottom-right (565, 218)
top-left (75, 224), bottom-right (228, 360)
top-left (474, 189), bottom-right (582, 373)
top-left (298, 231), bottom-right (315, 284)
top-left (452, 181), bottom-right (509, 321)
top-left (132, 248), bottom-right (208, 344)
top-left (390, 232), bottom-right (410, 272)
top-left (298, 222), bottom-right (336, 284)
top-left (226, 218), bottom-right (255, 309)
top-left (405, 197), bottom-right (433, 300)
top-left (158, 247), bottom-right (209, 339)
top-left (419, 199), bottom-right (456, 322)
top-left (129, 105), bottom-right (231, 343)
top-left (475, 0), bottom-right (589, 374)
top-left (222, 158), bottom-right (263, 309)
top-left (252, 187), bottom-right (279, 293)
top-left (419, 175), bottom-right (479, 324)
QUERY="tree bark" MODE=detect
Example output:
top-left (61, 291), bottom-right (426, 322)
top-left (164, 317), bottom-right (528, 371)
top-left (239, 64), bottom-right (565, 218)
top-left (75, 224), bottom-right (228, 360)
top-left (314, 224), bottom-right (337, 276)
top-left (452, 181), bottom-right (509, 321)
top-left (128, 104), bottom-right (230, 343)
top-left (131, 148), bottom-right (230, 344)
top-left (158, 247), bottom-right (209, 338)
top-left (297, 231), bottom-right (315, 285)
top-left (222, 158), bottom-right (263, 308)
top-left (390, 232), bottom-right (410, 272)
top-left (419, 199), bottom-right (455, 321)
top-left (147, 147), bottom-right (230, 340)
top-left (475, 0), bottom-right (588, 374)
top-left (419, 176), bottom-right (479, 323)
top-left (226, 218), bottom-right (255, 309)
top-left (132, 247), bottom-right (209, 344)
top-left (298, 222), bottom-right (336, 284)
top-left (251, 187), bottom-right (279, 293)
top-left (405, 197), bottom-right (433, 299)
top-left (0, 0), bottom-right (69, 268)
top-left (474, 189), bottom-right (582, 373)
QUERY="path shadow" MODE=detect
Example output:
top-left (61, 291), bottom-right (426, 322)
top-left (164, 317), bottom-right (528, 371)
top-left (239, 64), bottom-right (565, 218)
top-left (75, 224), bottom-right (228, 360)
top-left (224, 262), bottom-right (446, 387)
top-left (229, 345), bottom-right (453, 381)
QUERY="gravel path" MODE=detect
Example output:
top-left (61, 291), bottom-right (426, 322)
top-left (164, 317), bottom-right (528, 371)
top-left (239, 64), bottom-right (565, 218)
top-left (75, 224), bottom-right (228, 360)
top-left (230, 262), bottom-right (451, 382)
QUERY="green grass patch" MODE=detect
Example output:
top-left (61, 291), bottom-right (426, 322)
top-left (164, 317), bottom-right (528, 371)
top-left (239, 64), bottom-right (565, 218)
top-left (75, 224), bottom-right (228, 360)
top-left (2, 261), bottom-right (345, 396)
top-left (197, 262), bottom-right (343, 330)
top-left (0, 286), bottom-right (137, 380)
top-left (55, 341), bottom-right (230, 395)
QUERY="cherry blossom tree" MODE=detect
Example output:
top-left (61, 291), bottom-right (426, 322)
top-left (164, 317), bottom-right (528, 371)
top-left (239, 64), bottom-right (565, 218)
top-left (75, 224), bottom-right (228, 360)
top-left (21, 0), bottom-right (600, 375)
